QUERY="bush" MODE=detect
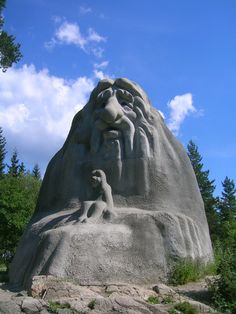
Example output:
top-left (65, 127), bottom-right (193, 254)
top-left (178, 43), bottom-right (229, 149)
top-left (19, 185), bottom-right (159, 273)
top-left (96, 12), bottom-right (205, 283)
top-left (169, 302), bottom-right (198, 314)
top-left (0, 174), bottom-right (41, 267)
top-left (147, 295), bottom-right (160, 304)
top-left (88, 299), bottom-right (96, 309)
top-left (169, 258), bottom-right (215, 285)
top-left (48, 301), bottom-right (70, 313)
top-left (207, 247), bottom-right (236, 313)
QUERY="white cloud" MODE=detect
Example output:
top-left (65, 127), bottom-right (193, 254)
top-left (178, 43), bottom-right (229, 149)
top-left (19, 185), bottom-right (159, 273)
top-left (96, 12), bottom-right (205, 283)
top-left (91, 47), bottom-right (104, 58)
top-left (45, 21), bottom-right (106, 57)
top-left (79, 6), bottom-right (92, 15)
top-left (55, 22), bottom-right (87, 48)
top-left (0, 64), bottom-right (95, 172)
top-left (94, 61), bottom-right (109, 69)
top-left (167, 93), bottom-right (196, 135)
top-left (93, 69), bottom-right (106, 80)
top-left (87, 28), bottom-right (106, 43)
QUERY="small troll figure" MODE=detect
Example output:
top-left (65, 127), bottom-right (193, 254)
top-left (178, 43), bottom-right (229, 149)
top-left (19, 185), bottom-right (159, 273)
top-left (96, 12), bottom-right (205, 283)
top-left (78, 169), bottom-right (114, 223)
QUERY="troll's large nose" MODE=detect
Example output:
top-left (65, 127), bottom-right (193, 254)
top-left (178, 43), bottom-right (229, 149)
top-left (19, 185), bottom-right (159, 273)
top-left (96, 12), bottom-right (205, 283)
top-left (100, 96), bottom-right (123, 123)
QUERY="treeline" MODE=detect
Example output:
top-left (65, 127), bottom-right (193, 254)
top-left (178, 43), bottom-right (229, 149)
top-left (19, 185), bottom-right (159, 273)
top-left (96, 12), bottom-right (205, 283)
top-left (0, 127), bottom-right (41, 267)
top-left (187, 140), bottom-right (236, 312)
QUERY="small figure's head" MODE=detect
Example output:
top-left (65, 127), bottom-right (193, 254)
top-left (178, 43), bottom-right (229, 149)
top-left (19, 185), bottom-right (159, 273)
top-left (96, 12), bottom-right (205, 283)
top-left (91, 169), bottom-right (106, 188)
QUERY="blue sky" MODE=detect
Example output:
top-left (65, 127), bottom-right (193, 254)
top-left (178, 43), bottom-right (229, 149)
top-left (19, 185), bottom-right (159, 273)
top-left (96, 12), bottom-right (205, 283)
top-left (0, 0), bottom-right (235, 195)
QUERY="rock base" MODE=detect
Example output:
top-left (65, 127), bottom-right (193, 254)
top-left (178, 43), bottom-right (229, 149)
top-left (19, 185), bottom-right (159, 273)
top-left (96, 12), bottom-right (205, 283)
top-left (9, 208), bottom-right (212, 289)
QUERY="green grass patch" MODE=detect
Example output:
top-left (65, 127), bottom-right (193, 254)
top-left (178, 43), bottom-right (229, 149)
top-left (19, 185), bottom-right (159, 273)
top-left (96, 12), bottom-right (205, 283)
top-left (169, 302), bottom-right (198, 314)
top-left (147, 295), bottom-right (160, 304)
top-left (169, 258), bottom-right (215, 285)
top-left (88, 299), bottom-right (96, 310)
top-left (161, 295), bottom-right (174, 304)
top-left (48, 301), bottom-right (71, 313)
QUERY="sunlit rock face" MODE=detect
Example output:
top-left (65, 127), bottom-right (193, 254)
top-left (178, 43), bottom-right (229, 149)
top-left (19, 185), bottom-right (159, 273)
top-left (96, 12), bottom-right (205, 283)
top-left (9, 78), bottom-right (213, 288)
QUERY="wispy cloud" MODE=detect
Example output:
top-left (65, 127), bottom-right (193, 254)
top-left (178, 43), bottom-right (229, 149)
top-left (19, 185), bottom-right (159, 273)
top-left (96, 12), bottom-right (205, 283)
top-left (167, 93), bottom-right (197, 135)
top-left (45, 20), bottom-right (106, 57)
top-left (79, 6), bottom-right (92, 15)
top-left (94, 61), bottom-right (109, 69)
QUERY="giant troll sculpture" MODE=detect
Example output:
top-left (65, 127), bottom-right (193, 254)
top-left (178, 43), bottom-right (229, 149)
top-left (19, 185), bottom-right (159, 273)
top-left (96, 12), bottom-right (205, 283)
top-left (10, 78), bottom-right (213, 288)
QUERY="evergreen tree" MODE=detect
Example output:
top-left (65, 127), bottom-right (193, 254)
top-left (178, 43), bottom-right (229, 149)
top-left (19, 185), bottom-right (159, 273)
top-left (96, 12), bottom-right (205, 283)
top-left (219, 177), bottom-right (236, 223)
top-left (187, 140), bottom-right (219, 242)
top-left (0, 0), bottom-right (22, 71)
top-left (32, 163), bottom-right (41, 180)
top-left (7, 149), bottom-right (20, 177)
top-left (0, 127), bottom-right (6, 177)
top-left (19, 162), bottom-right (26, 175)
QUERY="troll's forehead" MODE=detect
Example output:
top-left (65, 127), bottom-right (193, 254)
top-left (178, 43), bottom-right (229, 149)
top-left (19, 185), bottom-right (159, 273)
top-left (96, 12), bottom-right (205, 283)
top-left (88, 78), bottom-right (151, 107)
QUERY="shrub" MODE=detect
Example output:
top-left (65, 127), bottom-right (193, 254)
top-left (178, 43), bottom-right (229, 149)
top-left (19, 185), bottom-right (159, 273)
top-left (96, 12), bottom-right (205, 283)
top-left (88, 299), bottom-right (96, 309)
top-left (161, 295), bottom-right (174, 304)
top-left (169, 258), bottom-right (215, 285)
top-left (147, 295), bottom-right (160, 304)
top-left (207, 247), bottom-right (236, 313)
top-left (172, 302), bottom-right (198, 314)
top-left (48, 301), bottom-right (71, 313)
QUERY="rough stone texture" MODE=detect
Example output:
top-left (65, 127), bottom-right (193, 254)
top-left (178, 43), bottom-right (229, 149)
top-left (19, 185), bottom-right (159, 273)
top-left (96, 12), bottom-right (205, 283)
top-left (0, 277), bottom-right (216, 314)
top-left (9, 78), bottom-right (213, 288)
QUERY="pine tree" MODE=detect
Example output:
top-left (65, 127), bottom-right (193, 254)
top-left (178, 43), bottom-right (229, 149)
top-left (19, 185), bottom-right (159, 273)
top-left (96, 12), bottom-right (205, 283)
top-left (19, 162), bottom-right (26, 175)
top-left (219, 176), bottom-right (236, 223)
top-left (0, 127), bottom-right (6, 177)
top-left (187, 140), bottom-right (219, 242)
top-left (32, 163), bottom-right (41, 180)
top-left (7, 149), bottom-right (20, 177)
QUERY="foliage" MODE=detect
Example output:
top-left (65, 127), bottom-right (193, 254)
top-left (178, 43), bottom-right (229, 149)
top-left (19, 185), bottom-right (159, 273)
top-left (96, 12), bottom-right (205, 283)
top-left (88, 299), bottom-right (96, 309)
top-left (0, 0), bottom-right (22, 71)
top-left (147, 295), bottom-right (160, 304)
top-left (207, 247), bottom-right (236, 313)
top-left (187, 140), bottom-right (219, 243)
top-left (0, 127), bottom-right (6, 177)
top-left (19, 162), bottom-right (26, 175)
top-left (0, 262), bottom-right (8, 282)
top-left (169, 258), bottom-right (215, 286)
top-left (203, 176), bottom-right (236, 313)
top-left (218, 177), bottom-right (236, 241)
top-left (161, 295), bottom-right (174, 304)
top-left (48, 301), bottom-right (71, 313)
top-left (32, 163), bottom-right (41, 180)
top-left (7, 149), bottom-right (20, 177)
top-left (0, 174), bottom-right (41, 266)
top-left (172, 302), bottom-right (198, 314)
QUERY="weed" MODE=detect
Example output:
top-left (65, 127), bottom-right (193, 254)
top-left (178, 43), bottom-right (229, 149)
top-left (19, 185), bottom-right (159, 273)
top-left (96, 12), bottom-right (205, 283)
top-left (169, 258), bottom-right (215, 285)
top-left (161, 295), bottom-right (174, 304)
top-left (88, 299), bottom-right (96, 310)
top-left (48, 301), bottom-right (71, 313)
top-left (173, 301), bottom-right (198, 314)
top-left (147, 295), bottom-right (160, 304)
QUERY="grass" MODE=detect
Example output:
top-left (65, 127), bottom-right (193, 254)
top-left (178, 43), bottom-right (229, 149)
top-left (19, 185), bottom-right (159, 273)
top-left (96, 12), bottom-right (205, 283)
top-left (48, 301), bottom-right (71, 313)
top-left (161, 295), bottom-right (174, 304)
top-left (169, 302), bottom-right (199, 314)
top-left (168, 258), bottom-right (215, 286)
top-left (147, 295), bottom-right (160, 304)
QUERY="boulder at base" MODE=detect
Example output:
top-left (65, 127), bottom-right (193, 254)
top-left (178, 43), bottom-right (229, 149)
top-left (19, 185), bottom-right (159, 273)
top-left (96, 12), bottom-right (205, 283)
top-left (9, 78), bottom-right (213, 289)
